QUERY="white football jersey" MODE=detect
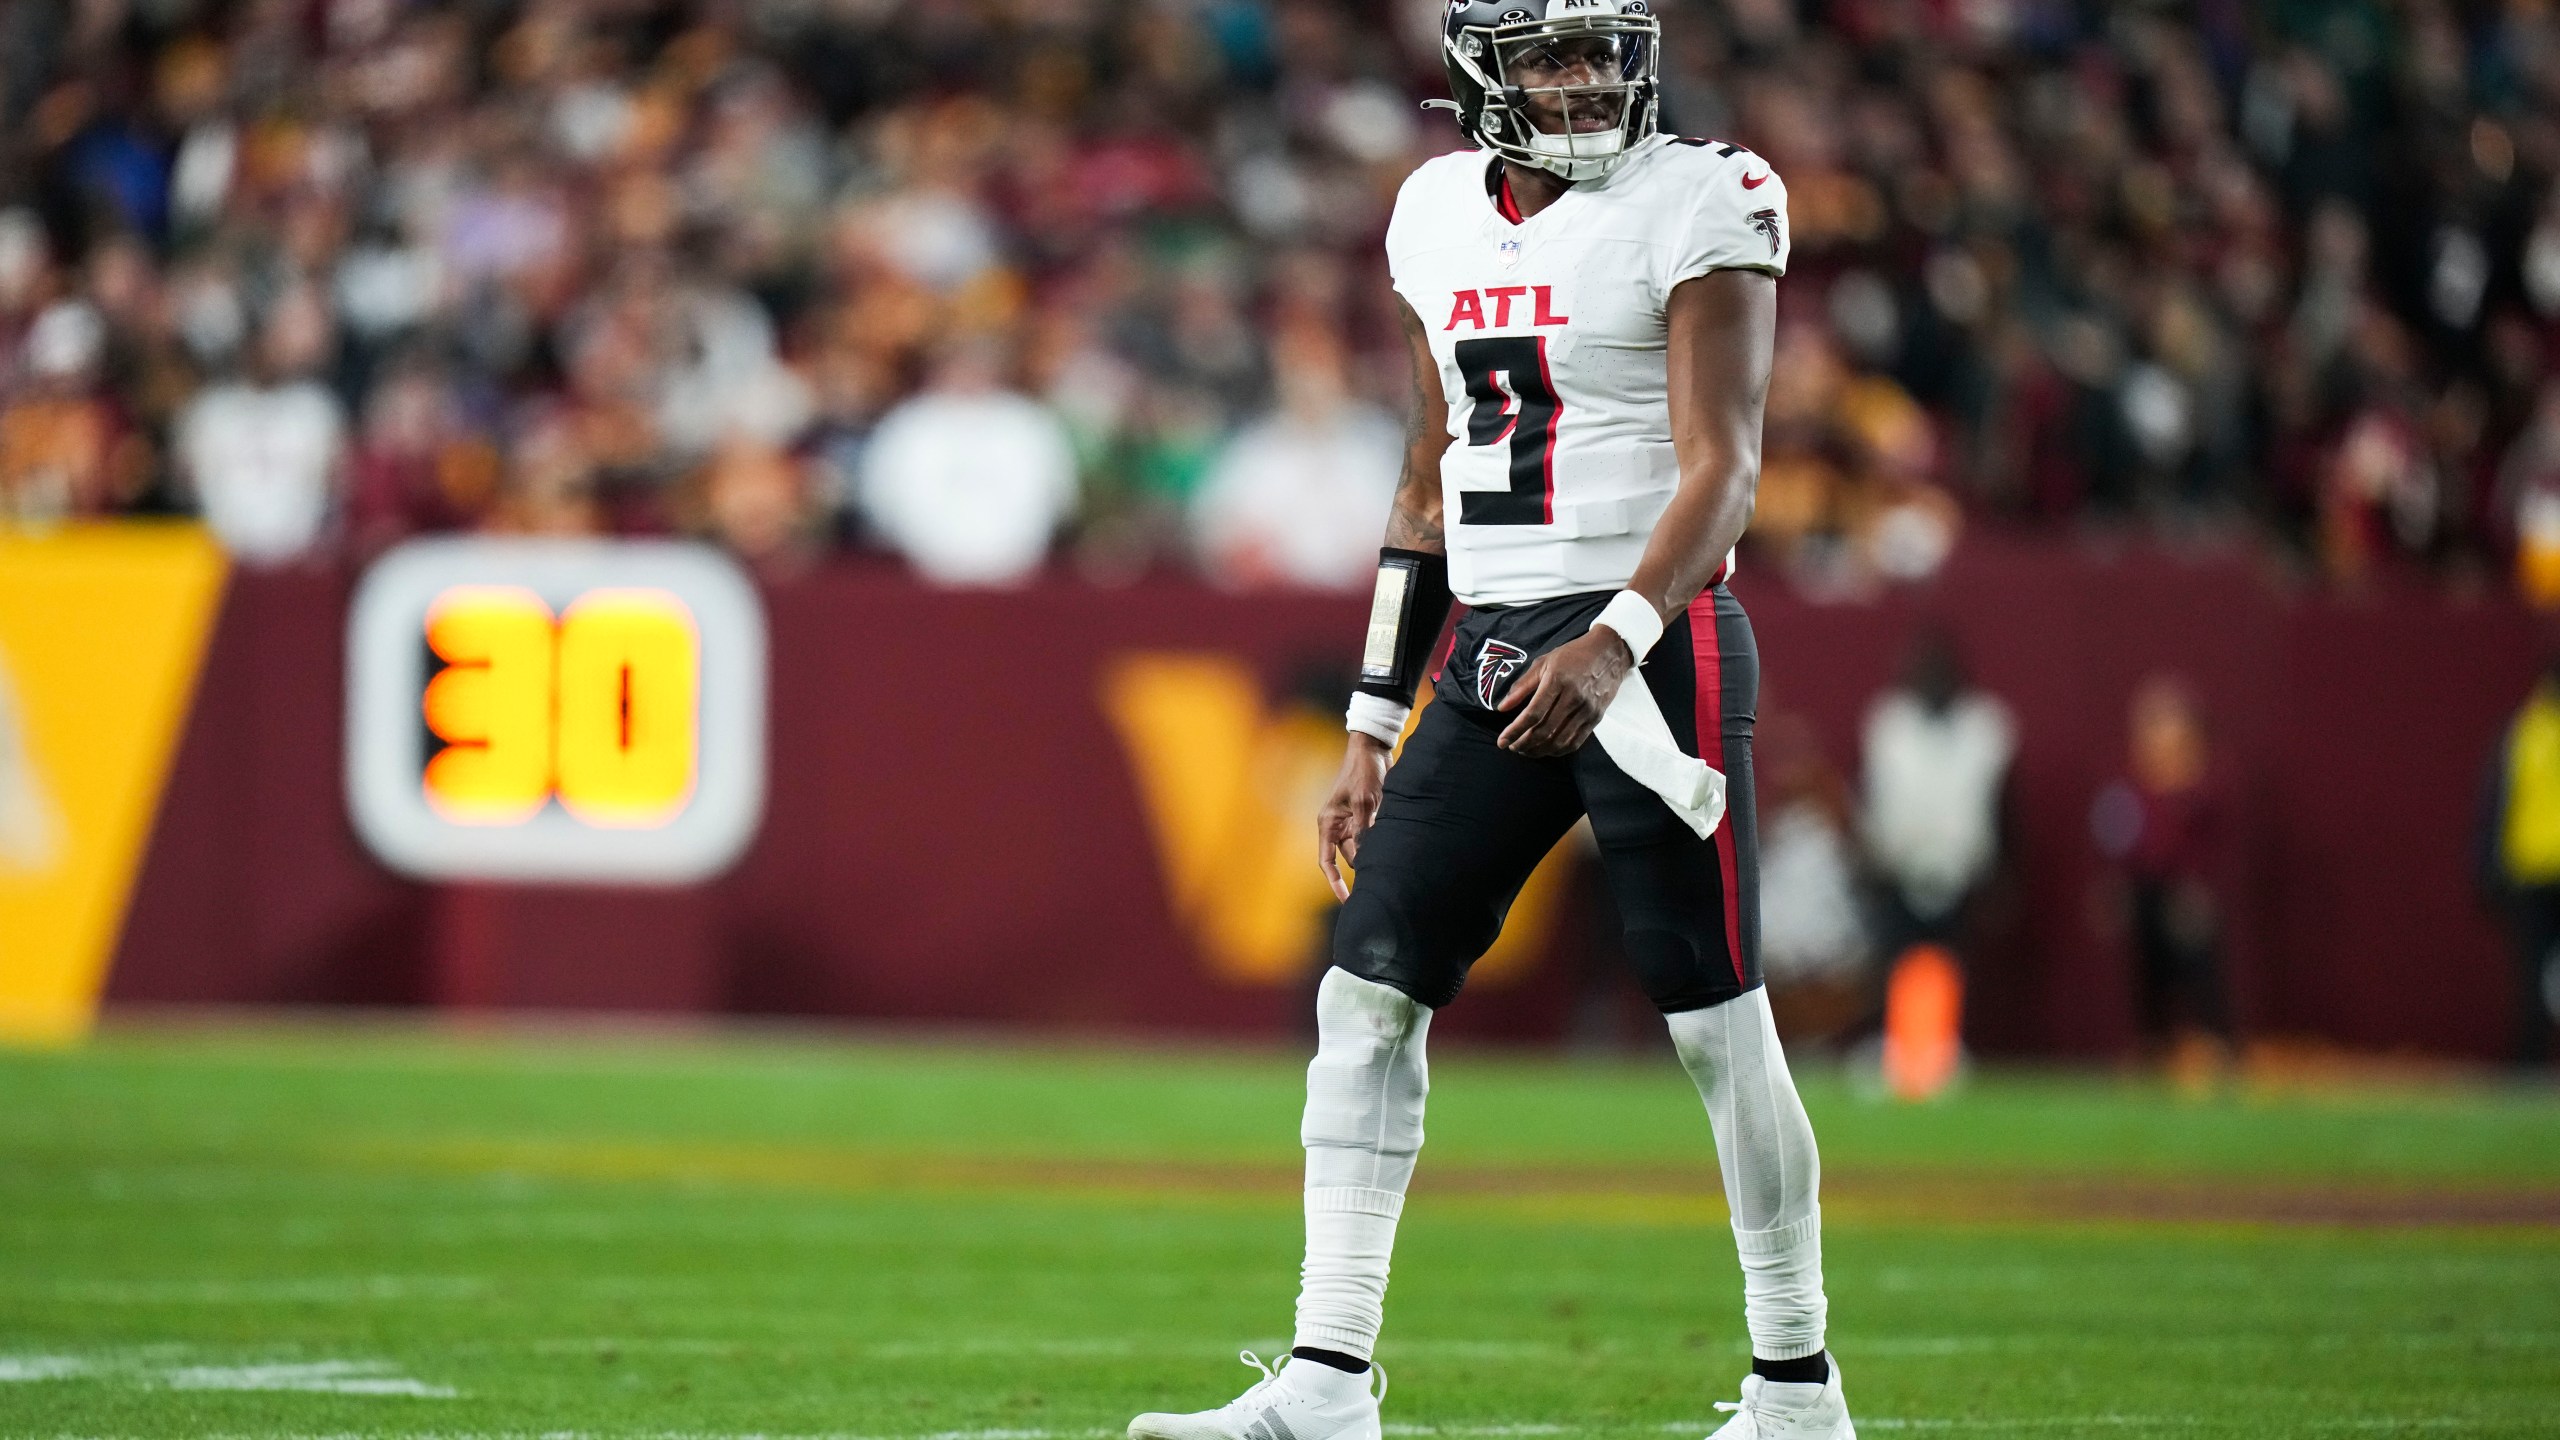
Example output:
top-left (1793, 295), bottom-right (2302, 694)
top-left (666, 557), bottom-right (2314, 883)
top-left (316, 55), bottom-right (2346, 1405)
top-left (1385, 133), bottom-right (1790, 607)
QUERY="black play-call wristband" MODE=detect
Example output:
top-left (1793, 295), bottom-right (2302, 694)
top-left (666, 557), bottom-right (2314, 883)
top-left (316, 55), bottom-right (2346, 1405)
top-left (1352, 548), bottom-right (1453, 707)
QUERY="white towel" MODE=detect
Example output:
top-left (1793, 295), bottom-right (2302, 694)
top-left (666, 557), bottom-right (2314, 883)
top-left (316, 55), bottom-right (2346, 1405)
top-left (1593, 674), bottom-right (1727, 840)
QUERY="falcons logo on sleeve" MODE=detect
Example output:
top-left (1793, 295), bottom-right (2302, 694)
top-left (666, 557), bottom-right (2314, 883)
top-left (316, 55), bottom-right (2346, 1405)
top-left (1475, 640), bottom-right (1530, 708)
top-left (1748, 207), bottom-right (1782, 258)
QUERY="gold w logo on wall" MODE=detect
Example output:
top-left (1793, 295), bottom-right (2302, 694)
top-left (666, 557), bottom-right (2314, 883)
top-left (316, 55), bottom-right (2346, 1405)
top-left (0, 526), bottom-right (226, 1045)
top-left (1102, 653), bottom-right (1567, 988)
top-left (0, 647), bottom-right (63, 874)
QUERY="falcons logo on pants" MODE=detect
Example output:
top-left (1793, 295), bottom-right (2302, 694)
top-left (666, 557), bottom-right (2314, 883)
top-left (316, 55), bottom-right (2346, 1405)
top-left (1475, 639), bottom-right (1529, 709)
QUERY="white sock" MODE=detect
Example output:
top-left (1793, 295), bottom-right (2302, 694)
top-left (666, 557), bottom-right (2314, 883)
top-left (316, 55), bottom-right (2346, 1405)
top-left (1293, 968), bottom-right (1431, 1360)
top-left (1665, 988), bottom-right (1828, 1362)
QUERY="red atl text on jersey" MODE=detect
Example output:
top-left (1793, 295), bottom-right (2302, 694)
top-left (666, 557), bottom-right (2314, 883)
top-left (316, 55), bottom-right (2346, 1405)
top-left (1445, 285), bottom-right (1571, 330)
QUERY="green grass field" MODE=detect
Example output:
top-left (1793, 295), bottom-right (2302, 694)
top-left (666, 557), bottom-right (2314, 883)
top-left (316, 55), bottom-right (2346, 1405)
top-left (2, 1021), bottom-right (2556, 1439)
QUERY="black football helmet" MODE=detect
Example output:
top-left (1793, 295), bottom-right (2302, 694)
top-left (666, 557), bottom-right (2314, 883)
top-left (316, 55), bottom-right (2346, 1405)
top-left (1434, 0), bottom-right (1661, 182)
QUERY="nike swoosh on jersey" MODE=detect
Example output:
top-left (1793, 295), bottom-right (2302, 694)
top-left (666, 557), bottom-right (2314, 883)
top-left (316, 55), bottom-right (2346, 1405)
top-left (1741, 171), bottom-right (1771, 189)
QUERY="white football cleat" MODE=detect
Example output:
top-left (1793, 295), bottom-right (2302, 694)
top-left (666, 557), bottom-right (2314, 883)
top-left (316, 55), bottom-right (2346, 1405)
top-left (1706, 1356), bottom-right (1855, 1440)
top-left (1129, 1350), bottom-right (1386, 1440)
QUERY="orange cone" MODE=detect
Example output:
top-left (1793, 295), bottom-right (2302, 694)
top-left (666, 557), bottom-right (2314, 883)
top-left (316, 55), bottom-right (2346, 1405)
top-left (1882, 943), bottom-right (1964, 1101)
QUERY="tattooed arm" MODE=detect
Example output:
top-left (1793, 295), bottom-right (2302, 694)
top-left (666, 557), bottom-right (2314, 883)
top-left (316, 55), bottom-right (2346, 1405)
top-left (1382, 295), bottom-right (1448, 555)
top-left (1319, 295), bottom-right (1451, 899)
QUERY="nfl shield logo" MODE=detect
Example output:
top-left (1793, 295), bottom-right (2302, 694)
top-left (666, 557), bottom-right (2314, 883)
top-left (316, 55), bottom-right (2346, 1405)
top-left (1498, 237), bottom-right (1521, 268)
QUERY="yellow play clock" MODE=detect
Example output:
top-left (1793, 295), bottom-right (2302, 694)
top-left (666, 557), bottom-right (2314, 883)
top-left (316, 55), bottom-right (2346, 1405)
top-left (347, 539), bottom-right (765, 884)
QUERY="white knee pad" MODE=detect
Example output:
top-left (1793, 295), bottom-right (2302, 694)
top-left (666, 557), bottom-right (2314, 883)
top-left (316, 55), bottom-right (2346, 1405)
top-left (1302, 967), bottom-right (1431, 1193)
top-left (1665, 988), bottom-right (1828, 1361)
top-left (1295, 967), bottom-right (1432, 1359)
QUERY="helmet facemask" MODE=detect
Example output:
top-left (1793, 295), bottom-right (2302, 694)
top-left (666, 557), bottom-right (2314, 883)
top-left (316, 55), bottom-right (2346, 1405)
top-left (1448, 12), bottom-right (1659, 183)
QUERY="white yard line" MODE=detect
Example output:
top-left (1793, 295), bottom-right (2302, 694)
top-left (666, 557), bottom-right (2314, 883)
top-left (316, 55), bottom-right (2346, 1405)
top-left (0, 1353), bottom-right (459, 1398)
top-left (162, 1361), bottom-right (459, 1398)
top-left (8, 1424), bottom-right (2487, 1440)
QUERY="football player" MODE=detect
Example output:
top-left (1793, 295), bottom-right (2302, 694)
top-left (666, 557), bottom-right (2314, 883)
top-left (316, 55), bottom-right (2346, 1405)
top-left (1130, 3), bottom-right (1851, 1438)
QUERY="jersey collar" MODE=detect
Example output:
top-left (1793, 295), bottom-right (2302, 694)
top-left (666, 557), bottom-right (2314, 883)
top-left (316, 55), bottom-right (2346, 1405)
top-left (1482, 153), bottom-right (1574, 227)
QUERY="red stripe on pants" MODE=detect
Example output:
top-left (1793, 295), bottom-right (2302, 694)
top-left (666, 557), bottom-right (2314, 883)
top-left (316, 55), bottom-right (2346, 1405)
top-left (1688, 592), bottom-right (1747, 985)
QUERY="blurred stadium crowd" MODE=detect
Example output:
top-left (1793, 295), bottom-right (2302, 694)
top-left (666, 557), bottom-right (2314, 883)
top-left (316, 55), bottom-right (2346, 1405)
top-left (4, 0), bottom-right (2560, 595)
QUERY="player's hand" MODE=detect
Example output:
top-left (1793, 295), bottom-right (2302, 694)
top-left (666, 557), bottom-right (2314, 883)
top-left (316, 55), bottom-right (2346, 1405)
top-left (1317, 732), bottom-right (1393, 902)
top-left (1496, 630), bottom-right (1633, 757)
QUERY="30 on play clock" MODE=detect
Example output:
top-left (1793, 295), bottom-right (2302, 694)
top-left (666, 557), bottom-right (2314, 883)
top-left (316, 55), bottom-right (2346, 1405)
top-left (345, 538), bottom-right (767, 885)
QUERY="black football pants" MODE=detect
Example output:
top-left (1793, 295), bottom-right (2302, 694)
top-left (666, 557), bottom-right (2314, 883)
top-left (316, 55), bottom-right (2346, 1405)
top-left (1334, 585), bottom-right (1760, 1014)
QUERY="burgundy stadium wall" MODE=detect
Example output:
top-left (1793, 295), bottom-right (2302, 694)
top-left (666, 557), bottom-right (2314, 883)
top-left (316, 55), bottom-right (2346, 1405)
top-left (106, 536), bottom-right (2541, 1059)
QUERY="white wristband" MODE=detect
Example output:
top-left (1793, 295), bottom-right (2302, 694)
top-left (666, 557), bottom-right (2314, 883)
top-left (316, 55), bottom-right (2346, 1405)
top-left (1345, 693), bottom-right (1411, 747)
top-left (1592, 590), bottom-right (1665, 663)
